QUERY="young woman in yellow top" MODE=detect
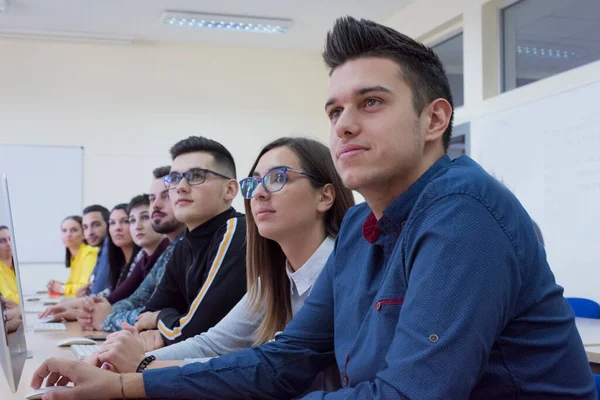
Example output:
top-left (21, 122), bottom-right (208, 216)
top-left (0, 225), bottom-right (19, 304)
top-left (47, 216), bottom-right (98, 296)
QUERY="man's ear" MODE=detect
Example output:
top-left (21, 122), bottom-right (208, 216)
top-left (316, 184), bottom-right (336, 214)
top-left (224, 179), bottom-right (239, 201)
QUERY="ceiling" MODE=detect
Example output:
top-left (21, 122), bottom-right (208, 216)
top-left (0, 0), bottom-right (415, 50)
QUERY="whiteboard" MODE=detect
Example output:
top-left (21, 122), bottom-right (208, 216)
top-left (0, 145), bottom-right (83, 263)
top-left (471, 80), bottom-right (600, 302)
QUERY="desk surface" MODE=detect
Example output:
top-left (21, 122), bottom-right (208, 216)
top-left (575, 317), bottom-right (600, 346)
top-left (3, 307), bottom-right (600, 398)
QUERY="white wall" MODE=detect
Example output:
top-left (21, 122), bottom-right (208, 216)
top-left (0, 38), bottom-right (331, 289)
top-left (0, 38), bottom-right (330, 211)
top-left (386, 0), bottom-right (600, 303)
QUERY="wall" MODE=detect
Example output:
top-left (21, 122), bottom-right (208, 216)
top-left (0, 38), bottom-right (331, 290)
top-left (0, 38), bottom-right (330, 211)
top-left (386, 0), bottom-right (600, 302)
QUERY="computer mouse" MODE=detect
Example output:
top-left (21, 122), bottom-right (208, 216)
top-left (25, 386), bottom-right (72, 399)
top-left (56, 337), bottom-right (97, 347)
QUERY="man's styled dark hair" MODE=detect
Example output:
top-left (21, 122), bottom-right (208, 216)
top-left (170, 136), bottom-right (237, 179)
top-left (0, 225), bottom-right (8, 231)
top-left (153, 166), bottom-right (171, 179)
top-left (127, 194), bottom-right (150, 214)
top-left (322, 16), bottom-right (454, 151)
top-left (82, 204), bottom-right (110, 224)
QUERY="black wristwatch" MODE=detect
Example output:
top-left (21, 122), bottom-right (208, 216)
top-left (136, 355), bottom-right (156, 373)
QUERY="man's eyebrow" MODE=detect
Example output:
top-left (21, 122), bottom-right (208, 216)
top-left (325, 85), bottom-right (392, 110)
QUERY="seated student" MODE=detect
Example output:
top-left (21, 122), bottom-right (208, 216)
top-left (128, 136), bottom-right (247, 351)
top-left (78, 166), bottom-right (186, 332)
top-left (32, 17), bottom-right (596, 399)
top-left (0, 225), bottom-right (19, 304)
top-left (77, 205), bottom-right (111, 297)
top-left (40, 204), bottom-right (140, 320)
top-left (76, 193), bottom-right (168, 329)
top-left (47, 216), bottom-right (98, 296)
top-left (103, 204), bottom-right (141, 298)
top-left (90, 138), bottom-right (354, 383)
top-left (100, 194), bottom-right (168, 306)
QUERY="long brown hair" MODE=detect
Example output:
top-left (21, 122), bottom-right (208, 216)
top-left (245, 137), bottom-right (355, 345)
top-left (62, 215), bottom-right (84, 268)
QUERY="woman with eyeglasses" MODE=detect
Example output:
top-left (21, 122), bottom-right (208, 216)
top-left (57, 137), bottom-right (355, 397)
top-left (47, 216), bottom-right (98, 296)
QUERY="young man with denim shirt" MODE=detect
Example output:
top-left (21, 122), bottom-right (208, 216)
top-left (31, 17), bottom-right (596, 400)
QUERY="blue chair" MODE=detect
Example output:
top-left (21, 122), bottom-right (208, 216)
top-left (595, 374), bottom-right (600, 399)
top-left (567, 297), bottom-right (600, 319)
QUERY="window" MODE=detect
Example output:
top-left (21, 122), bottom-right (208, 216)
top-left (432, 33), bottom-right (464, 108)
top-left (502, 0), bottom-right (600, 92)
top-left (448, 122), bottom-right (470, 160)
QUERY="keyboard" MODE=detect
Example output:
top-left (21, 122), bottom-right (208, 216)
top-left (33, 323), bottom-right (67, 332)
top-left (71, 344), bottom-right (101, 360)
top-left (24, 306), bottom-right (45, 313)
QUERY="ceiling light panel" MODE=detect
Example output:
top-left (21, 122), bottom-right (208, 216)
top-left (161, 11), bottom-right (292, 35)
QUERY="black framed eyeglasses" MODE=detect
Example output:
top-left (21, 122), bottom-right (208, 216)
top-left (164, 168), bottom-right (232, 190)
top-left (239, 167), bottom-right (319, 199)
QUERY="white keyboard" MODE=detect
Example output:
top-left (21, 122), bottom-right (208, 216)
top-left (24, 306), bottom-right (45, 313)
top-left (71, 344), bottom-right (101, 360)
top-left (33, 323), bottom-right (67, 332)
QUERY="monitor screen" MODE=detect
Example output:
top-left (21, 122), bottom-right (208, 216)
top-left (0, 174), bottom-right (28, 393)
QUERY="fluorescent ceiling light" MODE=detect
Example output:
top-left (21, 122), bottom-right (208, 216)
top-left (161, 11), bottom-right (292, 34)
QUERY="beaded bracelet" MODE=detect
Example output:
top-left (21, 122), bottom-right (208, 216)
top-left (136, 355), bottom-right (156, 373)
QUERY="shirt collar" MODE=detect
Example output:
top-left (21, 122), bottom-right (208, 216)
top-left (285, 237), bottom-right (335, 297)
top-left (362, 155), bottom-right (451, 244)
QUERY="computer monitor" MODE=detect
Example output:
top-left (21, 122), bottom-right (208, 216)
top-left (0, 174), bottom-right (28, 393)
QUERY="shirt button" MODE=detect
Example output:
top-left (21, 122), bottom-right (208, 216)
top-left (375, 301), bottom-right (382, 311)
top-left (429, 334), bottom-right (439, 343)
top-left (342, 375), bottom-right (348, 387)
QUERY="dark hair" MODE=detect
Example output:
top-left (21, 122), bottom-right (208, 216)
top-left (107, 203), bottom-right (140, 290)
top-left (127, 194), bottom-right (150, 214)
top-left (323, 16), bottom-right (454, 151)
top-left (170, 136), bottom-right (237, 179)
top-left (0, 225), bottom-right (7, 231)
top-left (62, 215), bottom-right (84, 268)
top-left (82, 204), bottom-right (110, 225)
top-left (153, 166), bottom-right (171, 179)
top-left (245, 137), bottom-right (355, 344)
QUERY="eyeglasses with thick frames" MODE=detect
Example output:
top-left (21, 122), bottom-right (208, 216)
top-left (164, 168), bottom-right (232, 190)
top-left (239, 167), bottom-right (319, 199)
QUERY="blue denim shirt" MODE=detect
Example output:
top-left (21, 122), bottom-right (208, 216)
top-left (89, 237), bottom-right (110, 295)
top-left (144, 156), bottom-right (596, 399)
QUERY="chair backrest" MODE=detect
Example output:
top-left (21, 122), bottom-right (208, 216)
top-left (594, 374), bottom-right (600, 400)
top-left (567, 297), bottom-right (600, 319)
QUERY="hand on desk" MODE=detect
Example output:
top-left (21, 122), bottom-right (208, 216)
top-left (134, 310), bottom-right (159, 332)
top-left (95, 322), bottom-right (147, 373)
top-left (39, 299), bottom-right (83, 319)
top-left (46, 280), bottom-right (62, 294)
top-left (31, 358), bottom-right (122, 400)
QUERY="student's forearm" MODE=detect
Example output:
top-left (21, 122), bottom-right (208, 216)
top-left (123, 373), bottom-right (148, 399)
top-left (147, 360), bottom-right (184, 370)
